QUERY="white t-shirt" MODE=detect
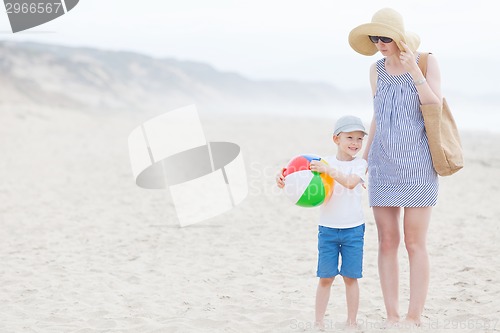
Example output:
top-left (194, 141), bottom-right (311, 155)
top-left (318, 156), bottom-right (367, 229)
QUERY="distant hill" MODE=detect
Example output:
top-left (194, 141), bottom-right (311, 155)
top-left (0, 41), bottom-right (362, 113)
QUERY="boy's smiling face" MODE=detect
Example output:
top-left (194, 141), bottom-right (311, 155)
top-left (333, 131), bottom-right (365, 160)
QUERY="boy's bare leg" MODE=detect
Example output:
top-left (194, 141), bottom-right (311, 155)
top-left (343, 276), bottom-right (359, 326)
top-left (315, 277), bottom-right (335, 329)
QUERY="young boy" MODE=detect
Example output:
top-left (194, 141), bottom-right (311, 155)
top-left (276, 115), bottom-right (368, 330)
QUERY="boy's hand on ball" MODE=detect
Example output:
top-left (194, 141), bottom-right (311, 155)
top-left (276, 167), bottom-right (286, 188)
top-left (310, 160), bottom-right (327, 173)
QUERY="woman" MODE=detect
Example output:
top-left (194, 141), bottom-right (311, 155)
top-left (348, 8), bottom-right (442, 326)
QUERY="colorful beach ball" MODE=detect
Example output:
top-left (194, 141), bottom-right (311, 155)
top-left (282, 154), bottom-right (334, 207)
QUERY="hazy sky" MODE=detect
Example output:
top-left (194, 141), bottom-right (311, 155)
top-left (1, 0), bottom-right (498, 94)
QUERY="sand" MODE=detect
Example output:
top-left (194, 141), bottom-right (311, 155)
top-left (1, 106), bottom-right (500, 333)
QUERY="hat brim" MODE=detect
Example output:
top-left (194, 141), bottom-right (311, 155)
top-left (348, 22), bottom-right (420, 56)
top-left (334, 125), bottom-right (368, 136)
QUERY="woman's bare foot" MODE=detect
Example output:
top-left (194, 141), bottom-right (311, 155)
top-left (381, 317), bottom-right (401, 329)
top-left (401, 317), bottom-right (421, 329)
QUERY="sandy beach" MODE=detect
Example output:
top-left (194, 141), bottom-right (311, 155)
top-left (1, 106), bottom-right (500, 333)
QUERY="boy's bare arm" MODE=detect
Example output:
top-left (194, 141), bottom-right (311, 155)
top-left (310, 161), bottom-right (362, 190)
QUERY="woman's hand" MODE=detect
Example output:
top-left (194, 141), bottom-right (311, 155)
top-left (399, 41), bottom-right (420, 76)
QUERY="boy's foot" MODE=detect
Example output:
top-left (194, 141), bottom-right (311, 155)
top-left (338, 320), bottom-right (358, 331)
top-left (314, 321), bottom-right (325, 331)
top-left (347, 321), bottom-right (358, 330)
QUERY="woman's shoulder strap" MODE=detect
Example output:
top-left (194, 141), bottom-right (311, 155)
top-left (418, 52), bottom-right (432, 77)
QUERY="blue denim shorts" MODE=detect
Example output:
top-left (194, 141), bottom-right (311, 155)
top-left (317, 224), bottom-right (365, 279)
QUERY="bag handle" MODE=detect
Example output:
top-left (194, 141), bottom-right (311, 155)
top-left (417, 52), bottom-right (430, 78)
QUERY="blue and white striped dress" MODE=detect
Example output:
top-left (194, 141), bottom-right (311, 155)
top-left (368, 55), bottom-right (438, 207)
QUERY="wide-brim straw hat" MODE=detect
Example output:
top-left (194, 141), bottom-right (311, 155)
top-left (348, 8), bottom-right (420, 56)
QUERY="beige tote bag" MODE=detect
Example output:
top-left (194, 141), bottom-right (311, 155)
top-left (418, 53), bottom-right (464, 176)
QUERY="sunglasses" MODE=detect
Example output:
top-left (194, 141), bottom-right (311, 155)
top-left (369, 36), bottom-right (393, 43)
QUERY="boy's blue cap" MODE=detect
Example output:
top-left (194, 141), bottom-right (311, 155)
top-left (334, 116), bottom-right (367, 136)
